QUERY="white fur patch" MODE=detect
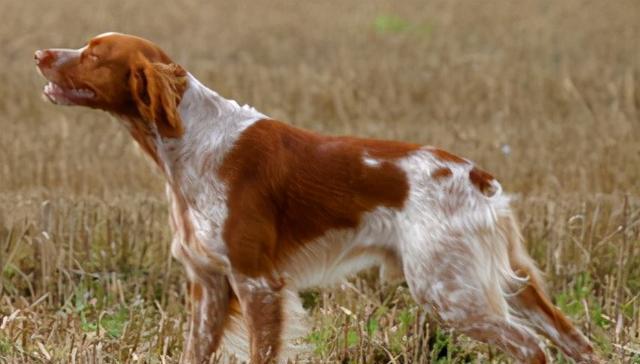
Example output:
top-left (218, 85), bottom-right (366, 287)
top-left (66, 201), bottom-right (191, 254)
top-left (362, 152), bottom-right (381, 167)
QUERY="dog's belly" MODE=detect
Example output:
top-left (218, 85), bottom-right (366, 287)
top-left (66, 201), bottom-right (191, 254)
top-left (279, 207), bottom-right (403, 290)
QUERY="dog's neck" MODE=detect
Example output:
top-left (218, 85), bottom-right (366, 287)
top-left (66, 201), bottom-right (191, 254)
top-left (120, 73), bottom-right (266, 185)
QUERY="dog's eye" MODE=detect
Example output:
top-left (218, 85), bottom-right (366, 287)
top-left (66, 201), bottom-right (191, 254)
top-left (82, 51), bottom-right (99, 62)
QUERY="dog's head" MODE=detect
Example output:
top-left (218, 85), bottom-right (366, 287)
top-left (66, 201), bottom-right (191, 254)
top-left (35, 32), bottom-right (186, 138)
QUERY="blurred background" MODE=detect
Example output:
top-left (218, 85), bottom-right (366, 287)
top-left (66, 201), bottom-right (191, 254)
top-left (1, 0), bottom-right (639, 362)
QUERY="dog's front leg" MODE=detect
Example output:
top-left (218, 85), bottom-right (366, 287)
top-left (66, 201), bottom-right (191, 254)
top-left (182, 274), bottom-right (231, 364)
top-left (230, 274), bottom-right (284, 364)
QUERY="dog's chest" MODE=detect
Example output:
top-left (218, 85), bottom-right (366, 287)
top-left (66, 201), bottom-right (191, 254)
top-left (170, 150), bottom-right (230, 243)
top-left (160, 131), bottom-right (242, 270)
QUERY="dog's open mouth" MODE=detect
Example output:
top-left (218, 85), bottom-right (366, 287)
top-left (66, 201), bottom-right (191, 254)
top-left (42, 81), bottom-right (96, 105)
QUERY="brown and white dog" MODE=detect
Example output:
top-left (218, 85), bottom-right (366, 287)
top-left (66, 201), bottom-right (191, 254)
top-left (35, 33), bottom-right (600, 364)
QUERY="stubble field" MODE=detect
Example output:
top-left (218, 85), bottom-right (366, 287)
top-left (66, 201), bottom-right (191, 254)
top-left (1, 0), bottom-right (639, 362)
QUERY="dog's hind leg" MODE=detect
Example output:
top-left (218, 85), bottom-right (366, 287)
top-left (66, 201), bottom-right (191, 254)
top-left (500, 213), bottom-right (601, 363)
top-left (402, 237), bottom-right (547, 363)
top-left (508, 259), bottom-right (601, 363)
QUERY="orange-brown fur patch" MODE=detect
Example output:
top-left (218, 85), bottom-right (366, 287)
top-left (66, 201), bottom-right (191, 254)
top-left (469, 167), bottom-right (496, 196)
top-left (431, 167), bottom-right (453, 180)
top-left (190, 281), bottom-right (203, 301)
top-left (241, 287), bottom-right (283, 363)
top-left (129, 59), bottom-right (187, 138)
top-left (430, 148), bottom-right (468, 164)
top-left (218, 119), bottom-right (419, 278)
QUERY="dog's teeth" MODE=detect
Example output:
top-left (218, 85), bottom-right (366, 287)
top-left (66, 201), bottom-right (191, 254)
top-left (69, 88), bottom-right (94, 98)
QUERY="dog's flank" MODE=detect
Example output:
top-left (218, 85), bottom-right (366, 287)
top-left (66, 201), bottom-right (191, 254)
top-left (35, 32), bottom-right (600, 364)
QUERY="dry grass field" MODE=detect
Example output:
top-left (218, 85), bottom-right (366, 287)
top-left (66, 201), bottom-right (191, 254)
top-left (1, 0), bottom-right (640, 362)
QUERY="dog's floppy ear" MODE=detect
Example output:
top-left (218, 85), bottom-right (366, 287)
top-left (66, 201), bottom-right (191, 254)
top-left (129, 56), bottom-right (187, 138)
